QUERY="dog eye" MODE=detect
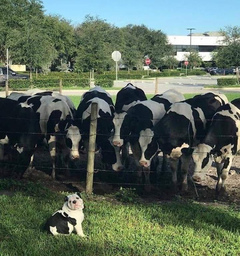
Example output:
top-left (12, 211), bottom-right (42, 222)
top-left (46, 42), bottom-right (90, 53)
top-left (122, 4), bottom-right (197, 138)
top-left (76, 197), bottom-right (79, 199)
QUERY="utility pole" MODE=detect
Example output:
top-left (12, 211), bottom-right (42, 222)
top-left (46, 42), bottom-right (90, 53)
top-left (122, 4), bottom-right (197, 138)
top-left (186, 28), bottom-right (195, 52)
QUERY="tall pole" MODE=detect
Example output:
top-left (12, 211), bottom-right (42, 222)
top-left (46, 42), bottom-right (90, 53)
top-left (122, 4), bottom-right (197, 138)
top-left (6, 48), bottom-right (9, 97)
top-left (187, 28), bottom-right (195, 53)
top-left (115, 61), bottom-right (118, 80)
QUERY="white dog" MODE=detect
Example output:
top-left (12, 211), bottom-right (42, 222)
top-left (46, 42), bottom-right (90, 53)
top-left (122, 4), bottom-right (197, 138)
top-left (45, 193), bottom-right (85, 236)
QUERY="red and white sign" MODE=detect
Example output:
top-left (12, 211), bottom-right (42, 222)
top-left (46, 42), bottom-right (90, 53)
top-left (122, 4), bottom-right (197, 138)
top-left (184, 61), bottom-right (189, 66)
top-left (145, 58), bottom-right (151, 65)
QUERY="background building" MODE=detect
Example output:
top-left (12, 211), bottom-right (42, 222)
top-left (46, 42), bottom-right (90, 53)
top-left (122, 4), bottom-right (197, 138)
top-left (167, 32), bottom-right (225, 62)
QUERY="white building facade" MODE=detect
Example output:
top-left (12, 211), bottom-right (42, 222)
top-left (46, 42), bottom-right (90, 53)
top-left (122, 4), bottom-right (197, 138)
top-left (167, 32), bottom-right (225, 62)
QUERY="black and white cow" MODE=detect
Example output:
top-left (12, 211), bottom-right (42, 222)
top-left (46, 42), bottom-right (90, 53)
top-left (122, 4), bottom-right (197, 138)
top-left (192, 102), bottom-right (240, 194)
top-left (0, 98), bottom-right (40, 177)
top-left (140, 92), bottom-right (228, 191)
top-left (115, 83), bottom-right (147, 113)
top-left (112, 83), bottom-right (147, 167)
top-left (231, 98), bottom-right (240, 110)
top-left (16, 95), bottom-right (80, 179)
top-left (76, 86), bottom-right (123, 171)
top-left (112, 89), bottom-right (185, 188)
top-left (8, 90), bottom-right (76, 116)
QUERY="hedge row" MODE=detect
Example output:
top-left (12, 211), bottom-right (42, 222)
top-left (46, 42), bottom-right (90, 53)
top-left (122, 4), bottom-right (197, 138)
top-left (6, 77), bottom-right (114, 90)
top-left (217, 78), bottom-right (240, 87)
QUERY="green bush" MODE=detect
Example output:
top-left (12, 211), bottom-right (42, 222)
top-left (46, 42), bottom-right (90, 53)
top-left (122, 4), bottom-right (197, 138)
top-left (217, 78), bottom-right (240, 87)
top-left (95, 78), bottom-right (113, 87)
top-left (8, 78), bottom-right (90, 90)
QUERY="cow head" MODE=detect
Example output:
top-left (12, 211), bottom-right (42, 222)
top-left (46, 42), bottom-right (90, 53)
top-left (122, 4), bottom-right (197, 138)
top-left (138, 128), bottom-right (159, 168)
top-left (55, 118), bottom-right (81, 160)
top-left (112, 112), bottom-right (127, 147)
top-left (66, 125), bottom-right (81, 160)
top-left (100, 138), bottom-right (124, 171)
top-left (192, 143), bottom-right (213, 182)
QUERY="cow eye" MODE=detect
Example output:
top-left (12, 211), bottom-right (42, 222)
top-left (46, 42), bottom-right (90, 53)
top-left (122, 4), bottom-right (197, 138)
top-left (66, 138), bottom-right (72, 148)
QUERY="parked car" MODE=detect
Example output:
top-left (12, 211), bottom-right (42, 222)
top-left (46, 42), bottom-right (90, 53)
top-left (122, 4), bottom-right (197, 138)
top-left (0, 67), bottom-right (29, 86)
top-left (209, 67), bottom-right (234, 75)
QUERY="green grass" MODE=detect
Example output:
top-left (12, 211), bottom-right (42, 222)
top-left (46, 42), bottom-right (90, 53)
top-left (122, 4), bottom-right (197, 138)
top-left (1, 180), bottom-right (240, 256)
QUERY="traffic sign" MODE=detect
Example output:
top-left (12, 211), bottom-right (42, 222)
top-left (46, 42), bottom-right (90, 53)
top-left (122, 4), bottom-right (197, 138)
top-left (111, 51), bottom-right (121, 62)
top-left (145, 58), bottom-right (151, 65)
top-left (184, 61), bottom-right (189, 66)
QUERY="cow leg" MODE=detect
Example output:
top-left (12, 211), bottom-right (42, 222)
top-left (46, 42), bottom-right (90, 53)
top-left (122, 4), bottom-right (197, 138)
top-left (142, 166), bottom-right (151, 192)
top-left (161, 152), bottom-right (168, 172)
top-left (169, 157), bottom-right (179, 191)
top-left (216, 157), bottom-right (232, 194)
top-left (48, 135), bottom-right (57, 179)
top-left (180, 153), bottom-right (192, 191)
top-left (122, 143), bottom-right (130, 167)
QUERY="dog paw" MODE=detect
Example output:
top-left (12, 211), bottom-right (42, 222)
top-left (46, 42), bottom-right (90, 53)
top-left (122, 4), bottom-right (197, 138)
top-left (78, 234), bottom-right (87, 238)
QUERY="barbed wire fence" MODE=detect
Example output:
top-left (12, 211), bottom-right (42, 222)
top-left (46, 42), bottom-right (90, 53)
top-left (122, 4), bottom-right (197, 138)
top-left (0, 101), bottom-right (239, 194)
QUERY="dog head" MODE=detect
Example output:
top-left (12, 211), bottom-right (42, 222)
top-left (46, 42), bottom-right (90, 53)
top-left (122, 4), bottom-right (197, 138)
top-left (64, 193), bottom-right (84, 211)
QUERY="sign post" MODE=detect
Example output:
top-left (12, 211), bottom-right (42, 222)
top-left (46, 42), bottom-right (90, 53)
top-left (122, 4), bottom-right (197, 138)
top-left (111, 51), bottom-right (121, 80)
top-left (184, 61), bottom-right (189, 76)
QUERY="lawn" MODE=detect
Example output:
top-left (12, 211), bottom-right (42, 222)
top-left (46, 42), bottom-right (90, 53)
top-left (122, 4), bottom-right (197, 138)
top-left (1, 91), bottom-right (240, 255)
top-left (1, 179), bottom-right (240, 256)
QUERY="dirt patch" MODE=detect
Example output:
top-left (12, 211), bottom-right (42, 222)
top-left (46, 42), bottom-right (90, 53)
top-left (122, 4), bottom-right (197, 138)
top-left (1, 148), bottom-right (240, 205)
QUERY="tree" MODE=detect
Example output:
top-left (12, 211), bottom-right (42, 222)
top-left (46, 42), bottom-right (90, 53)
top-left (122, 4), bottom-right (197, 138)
top-left (121, 25), bottom-right (172, 70)
top-left (0, 0), bottom-right (56, 73)
top-left (215, 26), bottom-right (240, 80)
top-left (74, 15), bottom-right (118, 72)
top-left (185, 51), bottom-right (203, 69)
top-left (44, 15), bottom-right (76, 70)
top-left (163, 55), bottom-right (179, 69)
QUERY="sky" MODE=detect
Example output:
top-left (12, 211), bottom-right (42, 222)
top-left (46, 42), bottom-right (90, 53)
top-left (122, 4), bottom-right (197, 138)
top-left (41, 0), bottom-right (240, 35)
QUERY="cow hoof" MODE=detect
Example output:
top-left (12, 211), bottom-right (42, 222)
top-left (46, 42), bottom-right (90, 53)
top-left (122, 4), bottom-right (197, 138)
top-left (216, 186), bottom-right (227, 198)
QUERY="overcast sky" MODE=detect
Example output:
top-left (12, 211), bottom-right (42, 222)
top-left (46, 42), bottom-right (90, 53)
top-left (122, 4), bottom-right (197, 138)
top-left (41, 0), bottom-right (240, 35)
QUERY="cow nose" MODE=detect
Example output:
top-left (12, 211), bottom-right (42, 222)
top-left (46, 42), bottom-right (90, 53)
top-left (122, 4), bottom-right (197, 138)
top-left (72, 200), bottom-right (76, 204)
top-left (71, 153), bottom-right (80, 160)
top-left (113, 141), bottom-right (121, 147)
top-left (192, 173), bottom-right (205, 182)
top-left (116, 165), bottom-right (124, 171)
top-left (139, 160), bottom-right (149, 167)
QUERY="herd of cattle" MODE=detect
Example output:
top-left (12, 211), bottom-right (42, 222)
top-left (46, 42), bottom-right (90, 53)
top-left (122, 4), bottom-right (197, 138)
top-left (1, 84), bottom-right (240, 195)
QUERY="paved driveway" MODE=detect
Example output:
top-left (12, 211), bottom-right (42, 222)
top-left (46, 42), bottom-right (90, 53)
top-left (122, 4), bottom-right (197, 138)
top-left (0, 76), bottom-right (239, 97)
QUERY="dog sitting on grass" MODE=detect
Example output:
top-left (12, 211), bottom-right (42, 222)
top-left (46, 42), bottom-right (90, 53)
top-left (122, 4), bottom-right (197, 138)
top-left (45, 193), bottom-right (85, 236)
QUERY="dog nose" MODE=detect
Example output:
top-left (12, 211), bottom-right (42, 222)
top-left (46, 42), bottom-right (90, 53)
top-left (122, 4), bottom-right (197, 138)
top-left (73, 200), bottom-right (76, 204)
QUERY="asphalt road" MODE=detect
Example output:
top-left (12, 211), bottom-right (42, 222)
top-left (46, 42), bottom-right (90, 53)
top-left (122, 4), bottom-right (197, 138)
top-left (0, 75), bottom-right (239, 97)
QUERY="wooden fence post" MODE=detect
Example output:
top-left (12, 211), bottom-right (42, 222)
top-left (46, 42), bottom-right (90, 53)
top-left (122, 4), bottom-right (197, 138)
top-left (59, 79), bottom-right (63, 94)
top-left (86, 102), bottom-right (98, 194)
top-left (154, 77), bottom-right (159, 94)
top-left (5, 80), bottom-right (9, 97)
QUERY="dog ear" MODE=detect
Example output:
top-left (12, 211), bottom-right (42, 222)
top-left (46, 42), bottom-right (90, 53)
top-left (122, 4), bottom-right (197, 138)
top-left (64, 196), bottom-right (68, 202)
top-left (76, 192), bottom-right (81, 198)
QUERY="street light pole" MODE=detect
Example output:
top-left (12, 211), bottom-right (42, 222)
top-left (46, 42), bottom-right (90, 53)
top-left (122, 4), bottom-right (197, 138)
top-left (187, 28), bottom-right (195, 52)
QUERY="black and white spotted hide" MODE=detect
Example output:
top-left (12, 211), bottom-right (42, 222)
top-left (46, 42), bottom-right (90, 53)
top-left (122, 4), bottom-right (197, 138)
top-left (192, 102), bottom-right (240, 194)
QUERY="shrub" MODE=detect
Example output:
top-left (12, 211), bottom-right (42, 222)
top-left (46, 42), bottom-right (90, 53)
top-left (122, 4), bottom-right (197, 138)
top-left (8, 78), bottom-right (90, 90)
top-left (95, 78), bottom-right (113, 87)
top-left (217, 78), bottom-right (240, 87)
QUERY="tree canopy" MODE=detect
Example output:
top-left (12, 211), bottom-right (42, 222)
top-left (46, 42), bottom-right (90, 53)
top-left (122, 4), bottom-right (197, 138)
top-left (0, 1), bottom-right (173, 72)
top-left (1, 1), bottom-right (239, 73)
